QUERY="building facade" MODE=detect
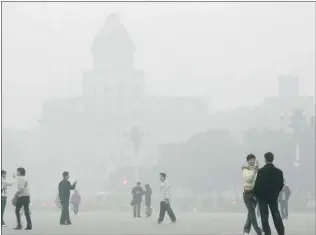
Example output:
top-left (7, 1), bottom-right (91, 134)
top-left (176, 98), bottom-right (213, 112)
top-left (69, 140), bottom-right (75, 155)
top-left (39, 14), bottom-right (209, 192)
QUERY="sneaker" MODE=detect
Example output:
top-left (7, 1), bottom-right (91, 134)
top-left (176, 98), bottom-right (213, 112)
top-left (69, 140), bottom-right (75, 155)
top-left (2, 224), bottom-right (7, 227)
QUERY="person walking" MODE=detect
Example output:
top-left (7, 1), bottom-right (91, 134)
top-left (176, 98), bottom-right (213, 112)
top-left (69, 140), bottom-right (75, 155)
top-left (278, 183), bottom-right (291, 219)
top-left (157, 173), bottom-right (176, 224)
top-left (253, 152), bottom-right (285, 235)
top-left (131, 182), bottom-right (144, 218)
top-left (144, 184), bottom-right (152, 217)
top-left (13, 167), bottom-right (32, 230)
top-left (58, 171), bottom-right (77, 225)
top-left (71, 189), bottom-right (81, 215)
top-left (1, 170), bottom-right (13, 227)
top-left (241, 154), bottom-right (262, 235)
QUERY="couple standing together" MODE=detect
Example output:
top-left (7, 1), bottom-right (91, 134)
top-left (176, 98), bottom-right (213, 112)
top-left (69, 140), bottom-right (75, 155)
top-left (242, 152), bottom-right (285, 235)
top-left (131, 173), bottom-right (176, 224)
top-left (1, 168), bottom-right (32, 230)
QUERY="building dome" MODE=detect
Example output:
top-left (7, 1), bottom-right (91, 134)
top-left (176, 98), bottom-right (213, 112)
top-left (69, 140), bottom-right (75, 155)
top-left (92, 13), bottom-right (135, 71)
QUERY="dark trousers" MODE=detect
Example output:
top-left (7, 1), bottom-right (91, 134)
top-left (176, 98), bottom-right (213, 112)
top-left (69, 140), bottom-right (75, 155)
top-left (73, 203), bottom-right (79, 215)
top-left (1, 196), bottom-right (7, 225)
top-left (258, 200), bottom-right (284, 235)
top-left (145, 205), bottom-right (152, 217)
top-left (133, 203), bottom-right (141, 217)
top-left (243, 192), bottom-right (262, 235)
top-left (15, 196), bottom-right (32, 228)
top-left (279, 200), bottom-right (288, 219)
top-left (158, 200), bottom-right (176, 223)
top-left (60, 200), bottom-right (71, 224)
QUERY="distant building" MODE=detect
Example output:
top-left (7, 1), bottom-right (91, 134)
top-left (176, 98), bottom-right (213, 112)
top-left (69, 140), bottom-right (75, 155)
top-left (278, 75), bottom-right (299, 98)
top-left (39, 14), bottom-right (209, 191)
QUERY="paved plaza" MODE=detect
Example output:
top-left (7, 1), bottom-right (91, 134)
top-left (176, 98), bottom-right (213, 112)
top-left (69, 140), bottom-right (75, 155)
top-left (2, 211), bottom-right (315, 235)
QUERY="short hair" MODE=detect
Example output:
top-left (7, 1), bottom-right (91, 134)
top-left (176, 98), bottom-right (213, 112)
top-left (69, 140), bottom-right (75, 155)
top-left (1, 170), bottom-right (6, 176)
top-left (136, 182), bottom-right (141, 185)
top-left (17, 167), bottom-right (26, 176)
top-left (63, 171), bottom-right (69, 178)
top-left (160, 172), bottom-right (167, 178)
top-left (246, 154), bottom-right (256, 162)
top-left (264, 152), bottom-right (274, 162)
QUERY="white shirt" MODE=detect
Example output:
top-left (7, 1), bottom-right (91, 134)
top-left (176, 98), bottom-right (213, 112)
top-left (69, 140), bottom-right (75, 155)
top-left (16, 176), bottom-right (30, 197)
top-left (242, 167), bottom-right (257, 191)
top-left (160, 180), bottom-right (171, 201)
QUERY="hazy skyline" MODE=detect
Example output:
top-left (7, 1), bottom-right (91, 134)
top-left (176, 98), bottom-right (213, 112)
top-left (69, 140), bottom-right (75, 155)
top-left (2, 2), bottom-right (315, 129)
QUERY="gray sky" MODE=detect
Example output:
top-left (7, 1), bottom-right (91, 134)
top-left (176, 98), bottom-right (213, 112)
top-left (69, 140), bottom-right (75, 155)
top-left (2, 2), bottom-right (315, 129)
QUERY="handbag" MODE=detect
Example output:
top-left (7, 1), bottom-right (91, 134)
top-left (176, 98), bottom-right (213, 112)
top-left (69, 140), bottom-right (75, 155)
top-left (130, 198), bottom-right (136, 206)
top-left (12, 179), bottom-right (28, 206)
top-left (12, 196), bottom-right (18, 206)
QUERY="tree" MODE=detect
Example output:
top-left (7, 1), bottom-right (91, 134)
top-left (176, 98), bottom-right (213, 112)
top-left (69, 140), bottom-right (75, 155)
top-left (154, 130), bottom-right (244, 194)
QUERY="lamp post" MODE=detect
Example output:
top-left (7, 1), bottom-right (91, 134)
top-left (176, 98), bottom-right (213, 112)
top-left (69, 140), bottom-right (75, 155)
top-left (285, 109), bottom-right (306, 193)
top-left (289, 109), bottom-right (306, 161)
top-left (125, 126), bottom-right (146, 182)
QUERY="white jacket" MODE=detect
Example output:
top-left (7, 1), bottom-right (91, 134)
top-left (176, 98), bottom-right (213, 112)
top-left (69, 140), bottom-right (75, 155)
top-left (160, 180), bottom-right (171, 201)
top-left (242, 168), bottom-right (257, 191)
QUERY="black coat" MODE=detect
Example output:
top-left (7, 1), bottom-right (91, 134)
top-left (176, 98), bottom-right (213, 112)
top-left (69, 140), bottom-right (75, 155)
top-left (131, 186), bottom-right (144, 204)
top-left (58, 179), bottom-right (76, 201)
top-left (253, 164), bottom-right (284, 203)
top-left (144, 187), bottom-right (152, 207)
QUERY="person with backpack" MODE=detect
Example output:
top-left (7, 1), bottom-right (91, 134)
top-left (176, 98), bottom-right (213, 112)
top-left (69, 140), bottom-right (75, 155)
top-left (1, 170), bottom-right (13, 227)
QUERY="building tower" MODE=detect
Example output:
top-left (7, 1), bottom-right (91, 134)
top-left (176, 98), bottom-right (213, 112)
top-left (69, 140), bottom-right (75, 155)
top-left (82, 13), bottom-right (145, 114)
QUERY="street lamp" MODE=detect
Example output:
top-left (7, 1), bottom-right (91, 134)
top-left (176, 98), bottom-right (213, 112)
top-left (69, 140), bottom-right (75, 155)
top-left (281, 109), bottom-right (307, 193)
top-left (289, 109), bottom-right (306, 163)
top-left (124, 126), bottom-right (147, 182)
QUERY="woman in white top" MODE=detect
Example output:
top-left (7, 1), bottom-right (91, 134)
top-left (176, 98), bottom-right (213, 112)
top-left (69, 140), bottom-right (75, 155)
top-left (14, 167), bottom-right (32, 230)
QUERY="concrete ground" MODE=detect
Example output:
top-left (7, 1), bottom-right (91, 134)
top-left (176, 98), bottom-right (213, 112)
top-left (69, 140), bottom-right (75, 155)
top-left (2, 211), bottom-right (315, 235)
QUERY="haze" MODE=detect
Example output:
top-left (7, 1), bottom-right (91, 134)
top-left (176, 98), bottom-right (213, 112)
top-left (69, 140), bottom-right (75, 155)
top-left (1, 2), bottom-right (315, 218)
top-left (2, 2), bottom-right (315, 129)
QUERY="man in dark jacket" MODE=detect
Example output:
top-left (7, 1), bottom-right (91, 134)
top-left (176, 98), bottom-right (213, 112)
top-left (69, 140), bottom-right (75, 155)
top-left (253, 152), bottom-right (285, 235)
top-left (58, 172), bottom-right (76, 225)
top-left (131, 182), bottom-right (144, 218)
top-left (144, 184), bottom-right (152, 217)
top-left (278, 183), bottom-right (291, 219)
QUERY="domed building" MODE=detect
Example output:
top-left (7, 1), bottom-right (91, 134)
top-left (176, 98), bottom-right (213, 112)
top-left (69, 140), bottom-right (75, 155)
top-left (39, 14), bottom-right (210, 193)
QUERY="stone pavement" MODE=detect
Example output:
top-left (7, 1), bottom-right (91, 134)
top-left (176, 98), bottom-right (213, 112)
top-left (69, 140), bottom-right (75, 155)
top-left (2, 211), bottom-right (315, 235)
